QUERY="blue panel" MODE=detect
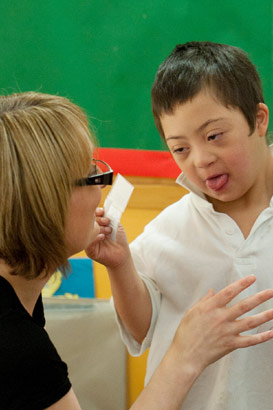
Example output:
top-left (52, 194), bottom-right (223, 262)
top-left (54, 258), bottom-right (95, 298)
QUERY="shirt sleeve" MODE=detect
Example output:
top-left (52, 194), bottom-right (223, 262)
top-left (112, 273), bottom-right (161, 355)
top-left (112, 224), bottom-right (162, 356)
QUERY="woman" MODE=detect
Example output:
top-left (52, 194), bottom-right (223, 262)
top-left (0, 92), bottom-right (272, 410)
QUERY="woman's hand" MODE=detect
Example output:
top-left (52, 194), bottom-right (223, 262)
top-left (131, 276), bottom-right (273, 410)
top-left (170, 275), bottom-right (273, 375)
top-left (131, 277), bottom-right (273, 410)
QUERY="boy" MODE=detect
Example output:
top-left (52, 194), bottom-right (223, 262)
top-left (87, 42), bottom-right (273, 409)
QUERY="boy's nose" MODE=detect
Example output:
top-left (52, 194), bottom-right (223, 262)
top-left (193, 148), bottom-right (217, 168)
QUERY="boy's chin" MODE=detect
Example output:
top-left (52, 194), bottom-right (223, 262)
top-left (205, 191), bottom-right (229, 202)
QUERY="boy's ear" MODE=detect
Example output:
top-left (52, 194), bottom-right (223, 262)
top-left (256, 103), bottom-right (269, 137)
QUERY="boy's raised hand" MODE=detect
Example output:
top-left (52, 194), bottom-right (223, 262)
top-left (85, 207), bottom-right (130, 268)
top-left (170, 275), bottom-right (273, 375)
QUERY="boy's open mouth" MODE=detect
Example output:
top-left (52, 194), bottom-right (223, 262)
top-left (205, 174), bottom-right (229, 191)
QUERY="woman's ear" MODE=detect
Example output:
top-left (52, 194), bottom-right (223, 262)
top-left (256, 103), bottom-right (269, 137)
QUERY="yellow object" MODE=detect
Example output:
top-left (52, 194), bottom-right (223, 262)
top-left (44, 176), bottom-right (185, 408)
top-left (42, 271), bottom-right (79, 300)
top-left (92, 176), bottom-right (187, 409)
top-left (60, 293), bottom-right (79, 299)
top-left (42, 270), bottom-right (62, 297)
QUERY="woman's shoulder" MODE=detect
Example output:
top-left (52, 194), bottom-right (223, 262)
top-left (0, 310), bottom-right (71, 410)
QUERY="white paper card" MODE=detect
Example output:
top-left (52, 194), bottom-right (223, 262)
top-left (104, 173), bottom-right (134, 240)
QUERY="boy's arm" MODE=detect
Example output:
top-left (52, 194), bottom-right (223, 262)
top-left (107, 250), bottom-right (153, 343)
top-left (85, 210), bottom-right (152, 344)
top-left (130, 275), bottom-right (273, 410)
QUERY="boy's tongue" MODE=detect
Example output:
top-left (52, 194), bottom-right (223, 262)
top-left (206, 174), bottom-right (228, 191)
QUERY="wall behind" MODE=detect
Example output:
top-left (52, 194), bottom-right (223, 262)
top-left (0, 0), bottom-right (272, 150)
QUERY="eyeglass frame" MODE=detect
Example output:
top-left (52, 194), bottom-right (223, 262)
top-left (75, 159), bottom-right (113, 186)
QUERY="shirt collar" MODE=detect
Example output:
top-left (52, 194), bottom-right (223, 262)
top-left (0, 276), bottom-right (45, 327)
top-left (176, 172), bottom-right (206, 200)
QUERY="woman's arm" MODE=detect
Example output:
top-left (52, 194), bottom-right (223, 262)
top-left (44, 388), bottom-right (81, 410)
top-left (44, 275), bottom-right (273, 410)
top-left (130, 275), bottom-right (273, 410)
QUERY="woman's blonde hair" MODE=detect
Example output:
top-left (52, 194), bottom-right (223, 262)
top-left (0, 92), bottom-right (94, 279)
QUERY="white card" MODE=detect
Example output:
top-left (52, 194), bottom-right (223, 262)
top-left (104, 173), bottom-right (134, 240)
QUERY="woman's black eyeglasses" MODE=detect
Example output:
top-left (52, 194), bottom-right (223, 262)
top-left (76, 159), bottom-right (113, 186)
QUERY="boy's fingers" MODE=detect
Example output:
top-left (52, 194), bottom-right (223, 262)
top-left (211, 275), bottom-right (256, 307)
top-left (235, 309), bottom-right (273, 333)
top-left (228, 289), bottom-right (273, 320)
top-left (96, 216), bottom-right (110, 226)
top-left (95, 207), bottom-right (104, 216)
top-left (99, 226), bottom-right (112, 236)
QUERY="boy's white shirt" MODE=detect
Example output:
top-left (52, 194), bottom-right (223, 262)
top-left (113, 146), bottom-right (273, 410)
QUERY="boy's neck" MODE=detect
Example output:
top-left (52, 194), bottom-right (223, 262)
top-left (211, 199), bottom-right (270, 239)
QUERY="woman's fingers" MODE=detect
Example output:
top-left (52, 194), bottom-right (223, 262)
top-left (234, 308), bottom-right (273, 334)
top-left (171, 277), bottom-right (273, 371)
top-left (228, 289), bottom-right (273, 320)
top-left (233, 330), bottom-right (273, 348)
top-left (198, 288), bottom-right (215, 303)
top-left (209, 275), bottom-right (257, 307)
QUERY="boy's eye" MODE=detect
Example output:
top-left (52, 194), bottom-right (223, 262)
top-left (208, 133), bottom-right (222, 141)
top-left (171, 146), bottom-right (190, 158)
top-left (173, 147), bottom-right (187, 154)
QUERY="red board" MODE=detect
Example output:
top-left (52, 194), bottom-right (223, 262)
top-left (96, 148), bottom-right (180, 179)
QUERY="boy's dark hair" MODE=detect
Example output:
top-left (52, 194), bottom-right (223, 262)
top-left (151, 41), bottom-right (265, 138)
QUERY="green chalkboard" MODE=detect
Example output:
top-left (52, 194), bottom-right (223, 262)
top-left (0, 0), bottom-right (272, 150)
